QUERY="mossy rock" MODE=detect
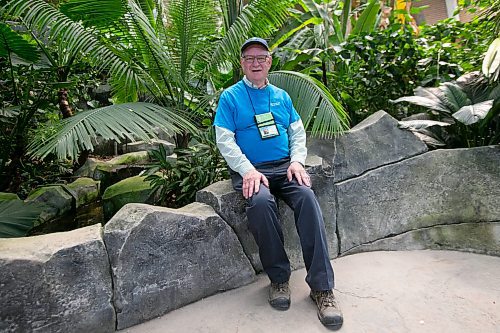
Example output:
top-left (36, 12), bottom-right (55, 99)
top-left (65, 178), bottom-right (100, 208)
top-left (0, 192), bottom-right (20, 201)
top-left (108, 151), bottom-right (150, 165)
top-left (102, 176), bottom-right (156, 220)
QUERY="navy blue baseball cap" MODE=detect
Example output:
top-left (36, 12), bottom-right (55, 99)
top-left (241, 37), bottom-right (269, 54)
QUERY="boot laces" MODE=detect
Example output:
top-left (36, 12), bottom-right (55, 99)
top-left (274, 282), bottom-right (288, 292)
top-left (318, 290), bottom-right (336, 307)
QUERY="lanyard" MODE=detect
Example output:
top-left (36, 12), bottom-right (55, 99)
top-left (243, 83), bottom-right (280, 140)
top-left (244, 83), bottom-right (271, 115)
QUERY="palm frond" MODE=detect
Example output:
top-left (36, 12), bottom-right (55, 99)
top-left (212, 0), bottom-right (297, 68)
top-left (5, 0), bottom-right (159, 103)
top-left (59, 0), bottom-right (125, 27)
top-left (0, 22), bottom-right (40, 62)
top-left (165, 0), bottom-right (217, 80)
top-left (136, 0), bottom-right (157, 27)
top-left (28, 103), bottom-right (198, 160)
top-left (269, 70), bottom-right (349, 138)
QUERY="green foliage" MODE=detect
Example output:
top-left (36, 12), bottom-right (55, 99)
top-left (394, 72), bottom-right (500, 148)
top-left (144, 129), bottom-right (229, 208)
top-left (0, 17), bottom-right (107, 192)
top-left (269, 70), bottom-right (349, 137)
top-left (28, 102), bottom-right (197, 160)
top-left (0, 200), bottom-right (43, 238)
top-left (419, 18), bottom-right (495, 80)
top-left (327, 19), bottom-right (492, 124)
top-left (0, 22), bottom-right (40, 62)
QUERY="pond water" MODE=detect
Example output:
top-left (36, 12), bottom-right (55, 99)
top-left (29, 201), bottom-right (105, 236)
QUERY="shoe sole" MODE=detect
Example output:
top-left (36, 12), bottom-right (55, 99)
top-left (269, 298), bottom-right (290, 311)
top-left (318, 314), bottom-right (343, 330)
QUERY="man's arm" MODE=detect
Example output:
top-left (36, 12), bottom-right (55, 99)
top-left (215, 126), bottom-right (269, 198)
top-left (287, 119), bottom-right (311, 187)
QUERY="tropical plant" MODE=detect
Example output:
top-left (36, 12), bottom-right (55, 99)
top-left (144, 129), bottom-right (229, 208)
top-left (458, 0), bottom-right (500, 82)
top-left (393, 72), bottom-right (500, 147)
top-left (4, 0), bottom-right (349, 164)
top-left (418, 18), bottom-right (493, 85)
top-left (271, 0), bottom-right (381, 86)
top-left (0, 19), bottom-right (106, 192)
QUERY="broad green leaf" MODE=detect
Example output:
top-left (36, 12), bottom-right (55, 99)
top-left (440, 82), bottom-right (471, 112)
top-left (482, 37), bottom-right (500, 81)
top-left (351, 0), bottom-right (380, 35)
top-left (398, 120), bottom-right (451, 130)
top-left (452, 100), bottom-right (494, 125)
top-left (391, 96), bottom-right (450, 113)
top-left (0, 200), bottom-right (42, 238)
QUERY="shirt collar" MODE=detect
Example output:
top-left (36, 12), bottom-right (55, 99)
top-left (243, 76), bottom-right (269, 89)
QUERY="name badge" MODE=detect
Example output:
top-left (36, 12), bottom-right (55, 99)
top-left (255, 112), bottom-right (280, 139)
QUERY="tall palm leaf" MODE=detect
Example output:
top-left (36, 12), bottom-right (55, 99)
top-left (213, 0), bottom-right (298, 68)
top-left (0, 22), bottom-right (40, 63)
top-left (28, 103), bottom-right (197, 160)
top-left (269, 71), bottom-right (349, 137)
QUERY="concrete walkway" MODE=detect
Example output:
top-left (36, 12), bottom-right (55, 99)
top-left (121, 250), bottom-right (500, 333)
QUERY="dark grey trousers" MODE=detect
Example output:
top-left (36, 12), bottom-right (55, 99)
top-left (231, 158), bottom-right (334, 291)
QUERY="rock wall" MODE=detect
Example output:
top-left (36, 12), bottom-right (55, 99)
top-left (336, 146), bottom-right (500, 254)
top-left (1, 111), bottom-right (498, 332)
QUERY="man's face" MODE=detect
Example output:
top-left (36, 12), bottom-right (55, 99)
top-left (240, 44), bottom-right (272, 85)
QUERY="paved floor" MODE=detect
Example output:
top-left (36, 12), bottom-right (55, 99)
top-left (121, 250), bottom-right (500, 333)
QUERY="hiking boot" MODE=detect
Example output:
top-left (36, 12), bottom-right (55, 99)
top-left (310, 290), bottom-right (343, 329)
top-left (268, 281), bottom-right (291, 310)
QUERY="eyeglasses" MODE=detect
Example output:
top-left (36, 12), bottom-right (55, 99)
top-left (241, 55), bottom-right (269, 63)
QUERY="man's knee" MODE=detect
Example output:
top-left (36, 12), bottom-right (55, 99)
top-left (247, 187), bottom-right (275, 210)
top-left (295, 185), bottom-right (318, 205)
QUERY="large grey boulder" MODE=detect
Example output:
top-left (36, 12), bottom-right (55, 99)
top-left (307, 110), bottom-right (428, 182)
top-left (0, 224), bottom-right (115, 333)
top-left (196, 180), bottom-right (260, 270)
top-left (104, 203), bottom-right (255, 329)
top-left (336, 146), bottom-right (500, 253)
top-left (196, 155), bottom-right (338, 272)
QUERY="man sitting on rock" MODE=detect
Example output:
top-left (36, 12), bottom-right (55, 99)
top-left (214, 37), bottom-right (343, 329)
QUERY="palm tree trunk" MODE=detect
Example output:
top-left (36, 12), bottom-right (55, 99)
top-left (58, 88), bottom-right (73, 118)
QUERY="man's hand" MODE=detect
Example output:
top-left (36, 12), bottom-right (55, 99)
top-left (242, 169), bottom-right (269, 199)
top-left (287, 161), bottom-right (311, 187)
